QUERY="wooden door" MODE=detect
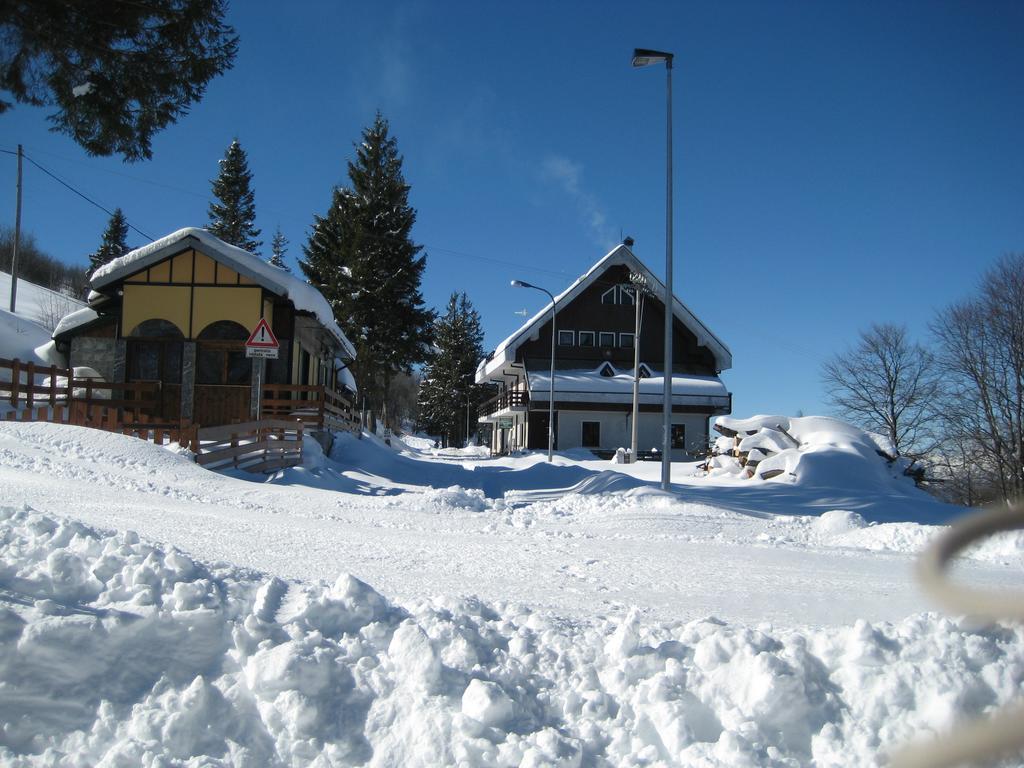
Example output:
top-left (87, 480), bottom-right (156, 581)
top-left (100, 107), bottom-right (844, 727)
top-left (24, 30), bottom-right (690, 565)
top-left (193, 385), bottom-right (250, 427)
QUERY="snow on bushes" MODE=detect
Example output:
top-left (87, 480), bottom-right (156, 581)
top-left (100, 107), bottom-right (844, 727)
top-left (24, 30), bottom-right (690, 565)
top-left (3, 505), bottom-right (1024, 766)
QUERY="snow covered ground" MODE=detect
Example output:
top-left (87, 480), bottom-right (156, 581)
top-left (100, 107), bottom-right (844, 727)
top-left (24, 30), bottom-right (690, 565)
top-left (0, 270), bottom-right (82, 367)
top-left (2, 419), bottom-right (1023, 765)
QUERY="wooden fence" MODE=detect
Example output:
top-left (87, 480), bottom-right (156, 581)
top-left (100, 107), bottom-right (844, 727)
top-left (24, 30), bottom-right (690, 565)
top-left (1, 356), bottom-right (160, 415)
top-left (2, 357), bottom-right (358, 471)
top-left (261, 383), bottom-right (359, 434)
top-left (5, 402), bottom-right (198, 452)
top-left (196, 419), bottom-right (304, 473)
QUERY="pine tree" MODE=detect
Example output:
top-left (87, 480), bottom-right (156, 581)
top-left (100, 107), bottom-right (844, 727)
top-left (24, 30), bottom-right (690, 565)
top-left (88, 208), bottom-right (130, 277)
top-left (2, 1), bottom-right (237, 161)
top-left (301, 113), bottom-right (433, 422)
top-left (269, 226), bottom-right (290, 271)
top-left (208, 138), bottom-right (262, 254)
top-left (419, 293), bottom-right (487, 446)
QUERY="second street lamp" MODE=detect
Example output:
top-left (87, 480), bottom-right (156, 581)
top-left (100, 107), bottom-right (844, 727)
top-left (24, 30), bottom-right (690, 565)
top-left (511, 279), bottom-right (556, 462)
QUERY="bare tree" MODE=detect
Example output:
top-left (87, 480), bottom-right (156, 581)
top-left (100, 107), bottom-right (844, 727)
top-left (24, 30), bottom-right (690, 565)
top-left (822, 323), bottom-right (940, 458)
top-left (932, 254), bottom-right (1024, 505)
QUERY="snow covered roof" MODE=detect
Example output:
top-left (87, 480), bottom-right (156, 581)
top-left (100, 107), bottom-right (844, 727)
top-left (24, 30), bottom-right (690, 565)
top-left (90, 228), bottom-right (356, 360)
top-left (476, 244), bottom-right (731, 382)
top-left (52, 306), bottom-right (100, 338)
top-left (526, 364), bottom-right (730, 407)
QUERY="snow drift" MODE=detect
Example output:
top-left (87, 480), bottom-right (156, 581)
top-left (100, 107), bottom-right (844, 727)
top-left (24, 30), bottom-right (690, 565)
top-left (3, 505), bottom-right (1024, 766)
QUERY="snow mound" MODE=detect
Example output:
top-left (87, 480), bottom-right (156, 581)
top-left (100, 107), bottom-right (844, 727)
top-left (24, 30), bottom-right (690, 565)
top-left (712, 414), bottom-right (919, 491)
top-left (5, 507), bottom-right (1024, 766)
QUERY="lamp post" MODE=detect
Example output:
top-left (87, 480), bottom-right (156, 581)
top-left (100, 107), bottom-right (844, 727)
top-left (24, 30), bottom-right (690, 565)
top-left (511, 279), bottom-right (556, 462)
top-left (632, 47), bottom-right (674, 491)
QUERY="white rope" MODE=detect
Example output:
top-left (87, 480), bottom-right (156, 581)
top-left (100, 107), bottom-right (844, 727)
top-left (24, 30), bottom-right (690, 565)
top-left (890, 502), bottom-right (1024, 768)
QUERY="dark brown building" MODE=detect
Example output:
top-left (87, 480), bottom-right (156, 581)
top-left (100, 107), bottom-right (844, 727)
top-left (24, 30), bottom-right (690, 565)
top-left (476, 243), bottom-right (731, 457)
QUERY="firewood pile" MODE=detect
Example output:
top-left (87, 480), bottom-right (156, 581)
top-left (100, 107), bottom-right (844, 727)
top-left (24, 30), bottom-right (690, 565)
top-left (702, 419), bottom-right (802, 480)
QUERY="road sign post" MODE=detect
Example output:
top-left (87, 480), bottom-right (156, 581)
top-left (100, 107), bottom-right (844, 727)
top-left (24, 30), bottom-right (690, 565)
top-left (246, 319), bottom-right (280, 418)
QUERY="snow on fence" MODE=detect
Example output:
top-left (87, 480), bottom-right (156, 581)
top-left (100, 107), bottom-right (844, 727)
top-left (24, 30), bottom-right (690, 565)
top-left (196, 419), bottom-right (305, 473)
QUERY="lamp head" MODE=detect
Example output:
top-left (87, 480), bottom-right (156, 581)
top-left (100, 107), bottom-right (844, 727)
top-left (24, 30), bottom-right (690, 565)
top-left (632, 48), bottom-right (674, 68)
top-left (511, 279), bottom-right (533, 289)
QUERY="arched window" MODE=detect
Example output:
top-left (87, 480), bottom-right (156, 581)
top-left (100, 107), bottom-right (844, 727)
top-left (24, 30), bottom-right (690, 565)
top-left (126, 319), bottom-right (184, 383)
top-left (197, 320), bottom-right (250, 385)
top-left (638, 363), bottom-right (653, 379)
top-left (598, 362), bottom-right (616, 377)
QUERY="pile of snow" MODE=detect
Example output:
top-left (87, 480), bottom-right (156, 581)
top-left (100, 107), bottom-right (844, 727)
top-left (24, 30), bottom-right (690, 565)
top-left (710, 415), bottom-right (916, 487)
top-left (0, 271), bottom-right (79, 371)
top-left (0, 270), bottom-right (85, 334)
top-left (4, 505), bottom-right (1024, 765)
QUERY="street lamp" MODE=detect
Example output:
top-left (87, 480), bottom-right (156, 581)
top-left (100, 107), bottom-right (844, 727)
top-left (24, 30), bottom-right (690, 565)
top-left (632, 47), bottom-right (675, 492)
top-left (511, 279), bottom-right (556, 462)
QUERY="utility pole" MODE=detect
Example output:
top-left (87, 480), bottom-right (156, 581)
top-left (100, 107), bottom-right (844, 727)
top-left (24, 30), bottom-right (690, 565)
top-left (628, 272), bottom-right (652, 463)
top-left (9, 144), bottom-right (23, 313)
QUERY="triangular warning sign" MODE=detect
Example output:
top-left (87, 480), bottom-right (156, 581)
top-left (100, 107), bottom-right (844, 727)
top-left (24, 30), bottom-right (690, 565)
top-left (246, 318), bottom-right (279, 348)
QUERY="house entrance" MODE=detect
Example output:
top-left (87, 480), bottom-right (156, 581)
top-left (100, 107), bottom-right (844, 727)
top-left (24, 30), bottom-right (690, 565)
top-left (194, 320), bottom-right (252, 426)
top-left (527, 410), bottom-right (557, 450)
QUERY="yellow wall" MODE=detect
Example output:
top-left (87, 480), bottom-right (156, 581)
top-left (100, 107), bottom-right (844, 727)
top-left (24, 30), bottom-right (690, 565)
top-left (192, 286), bottom-right (262, 338)
top-left (119, 247), bottom-right (272, 341)
top-left (171, 250), bottom-right (193, 283)
top-left (194, 251), bottom-right (215, 283)
top-left (123, 285), bottom-right (192, 336)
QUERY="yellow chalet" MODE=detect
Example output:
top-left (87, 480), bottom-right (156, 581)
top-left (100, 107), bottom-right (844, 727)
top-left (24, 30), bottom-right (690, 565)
top-left (52, 228), bottom-right (356, 427)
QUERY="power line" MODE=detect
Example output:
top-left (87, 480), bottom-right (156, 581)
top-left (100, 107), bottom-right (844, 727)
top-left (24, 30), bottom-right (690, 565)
top-left (1, 147), bottom-right (153, 241)
top-left (0, 147), bottom-right (577, 281)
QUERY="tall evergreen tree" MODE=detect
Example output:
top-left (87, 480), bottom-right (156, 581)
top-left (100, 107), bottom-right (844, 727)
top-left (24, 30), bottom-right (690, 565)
top-left (208, 138), bottom-right (261, 253)
top-left (419, 293), bottom-right (487, 446)
top-left (2, 0), bottom-right (237, 161)
top-left (88, 208), bottom-right (130, 277)
top-left (301, 113), bottom-right (433, 421)
top-left (269, 226), bottom-right (290, 271)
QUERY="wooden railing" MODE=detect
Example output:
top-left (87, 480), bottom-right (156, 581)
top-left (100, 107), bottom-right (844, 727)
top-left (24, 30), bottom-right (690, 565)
top-left (196, 419), bottom-right (304, 473)
top-left (4, 402), bottom-right (197, 451)
top-left (1, 356), bottom-right (161, 415)
top-left (478, 389), bottom-right (528, 418)
top-left (261, 384), bottom-right (359, 434)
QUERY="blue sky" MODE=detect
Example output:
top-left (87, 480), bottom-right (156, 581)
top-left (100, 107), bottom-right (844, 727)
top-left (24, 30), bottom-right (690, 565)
top-left (2, 0), bottom-right (1022, 417)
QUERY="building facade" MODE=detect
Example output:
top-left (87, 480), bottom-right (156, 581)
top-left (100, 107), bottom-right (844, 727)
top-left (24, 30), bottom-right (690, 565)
top-left (53, 228), bottom-right (356, 427)
top-left (476, 243), bottom-right (731, 458)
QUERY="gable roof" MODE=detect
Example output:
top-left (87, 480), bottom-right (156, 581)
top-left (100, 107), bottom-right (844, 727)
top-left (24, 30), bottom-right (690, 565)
top-left (90, 227), bottom-right (356, 360)
top-left (477, 244), bottom-right (731, 381)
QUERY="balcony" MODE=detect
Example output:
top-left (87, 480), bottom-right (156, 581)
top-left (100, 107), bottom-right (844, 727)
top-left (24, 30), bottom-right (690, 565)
top-left (477, 390), bottom-right (529, 421)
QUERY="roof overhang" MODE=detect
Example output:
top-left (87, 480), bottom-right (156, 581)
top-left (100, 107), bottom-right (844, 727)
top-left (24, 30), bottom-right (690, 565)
top-left (475, 244), bottom-right (731, 383)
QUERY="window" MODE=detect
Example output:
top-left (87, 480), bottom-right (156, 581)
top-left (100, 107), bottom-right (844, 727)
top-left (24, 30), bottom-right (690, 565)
top-left (601, 287), bottom-right (617, 305)
top-left (598, 362), bottom-right (616, 377)
top-left (638, 363), bottom-right (653, 379)
top-left (582, 421), bottom-right (600, 447)
top-left (578, 331), bottom-right (595, 347)
top-left (620, 286), bottom-right (636, 306)
top-left (620, 333), bottom-right (635, 348)
top-left (558, 330), bottom-right (574, 346)
top-left (196, 320), bottom-right (250, 386)
top-left (599, 331), bottom-right (615, 347)
top-left (126, 319), bottom-right (183, 384)
top-left (671, 424), bottom-right (686, 450)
